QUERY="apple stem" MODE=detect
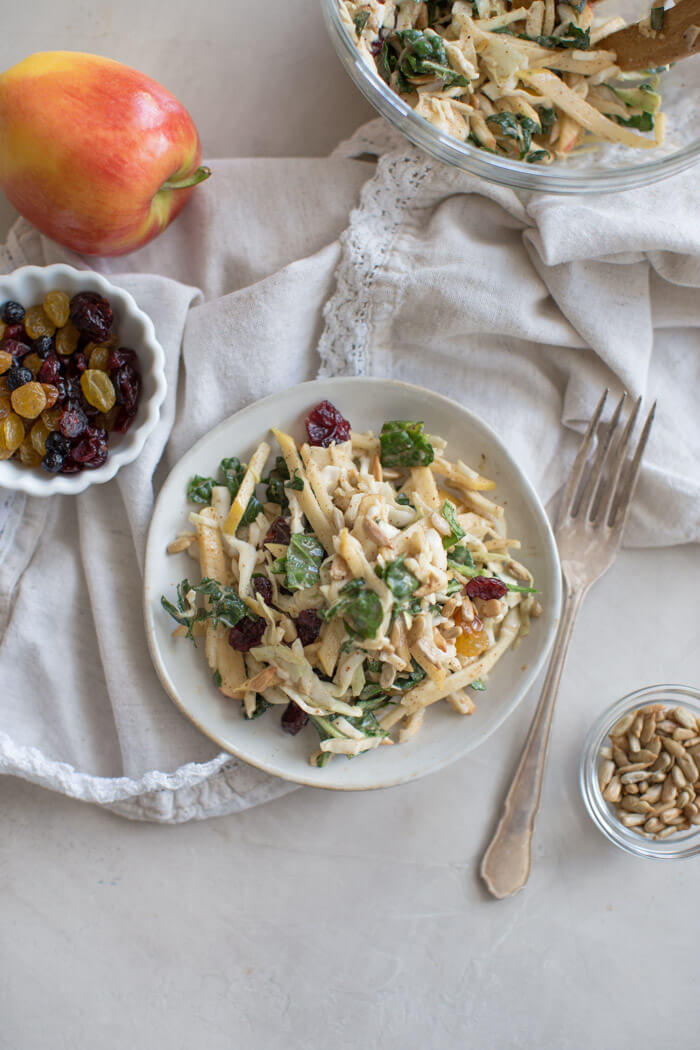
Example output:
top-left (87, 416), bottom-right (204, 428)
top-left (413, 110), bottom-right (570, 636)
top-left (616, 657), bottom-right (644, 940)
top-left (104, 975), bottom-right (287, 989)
top-left (161, 166), bottom-right (212, 191)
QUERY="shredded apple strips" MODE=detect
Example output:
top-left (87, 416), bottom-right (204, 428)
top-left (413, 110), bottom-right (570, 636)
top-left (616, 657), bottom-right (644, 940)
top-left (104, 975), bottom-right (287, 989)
top-left (161, 401), bottom-right (542, 767)
top-left (340, 0), bottom-right (666, 163)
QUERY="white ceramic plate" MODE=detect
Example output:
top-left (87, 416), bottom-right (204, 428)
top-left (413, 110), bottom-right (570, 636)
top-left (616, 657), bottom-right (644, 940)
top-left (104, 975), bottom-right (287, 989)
top-left (0, 264), bottom-right (166, 495)
top-left (143, 377), bottom-right (562, 790)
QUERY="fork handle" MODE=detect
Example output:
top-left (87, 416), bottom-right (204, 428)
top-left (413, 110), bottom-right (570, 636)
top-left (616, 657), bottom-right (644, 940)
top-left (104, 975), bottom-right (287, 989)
top-left (480, 584), bottom-right (584, 899)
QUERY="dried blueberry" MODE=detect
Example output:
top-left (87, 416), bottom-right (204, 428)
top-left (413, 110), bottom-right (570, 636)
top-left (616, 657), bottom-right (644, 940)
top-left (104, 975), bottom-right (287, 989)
top-left (33, 335), bottom-right (54, 359)
top-left (45, 431), bottom-right (71, 456)
top-left (6, 365), bottom-right (33, 391)
top-left (41, 449), bottom-right (64, 473)
top-left (280, 701), bottom-right (309, 736)
top-left (2, 300), bottom-right (25, 324)
top-left (69, 292), bottom-right (113, 342)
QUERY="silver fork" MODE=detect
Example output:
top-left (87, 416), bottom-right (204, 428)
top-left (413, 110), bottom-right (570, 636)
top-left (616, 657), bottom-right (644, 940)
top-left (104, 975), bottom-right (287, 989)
top-left (480, 390), bottom-right (656, 899)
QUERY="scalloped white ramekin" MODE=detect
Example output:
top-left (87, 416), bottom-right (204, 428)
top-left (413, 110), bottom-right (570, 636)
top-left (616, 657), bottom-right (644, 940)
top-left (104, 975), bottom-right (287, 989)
top-left (0, 264), bottom-right (167, 496)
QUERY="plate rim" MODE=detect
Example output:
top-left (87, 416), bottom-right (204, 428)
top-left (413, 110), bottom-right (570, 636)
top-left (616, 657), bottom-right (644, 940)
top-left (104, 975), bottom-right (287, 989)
top-left (143, 376), bottom-right (562, 791)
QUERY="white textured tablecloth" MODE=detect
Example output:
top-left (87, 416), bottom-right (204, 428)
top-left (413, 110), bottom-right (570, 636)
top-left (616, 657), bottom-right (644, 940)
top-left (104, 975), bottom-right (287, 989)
top-left (1, 121), bottom-right (699, 821)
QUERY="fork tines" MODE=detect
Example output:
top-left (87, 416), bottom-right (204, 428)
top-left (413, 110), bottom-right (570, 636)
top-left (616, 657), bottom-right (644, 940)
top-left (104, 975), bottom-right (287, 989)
top-left (558, 390), bottom-right (656, 532)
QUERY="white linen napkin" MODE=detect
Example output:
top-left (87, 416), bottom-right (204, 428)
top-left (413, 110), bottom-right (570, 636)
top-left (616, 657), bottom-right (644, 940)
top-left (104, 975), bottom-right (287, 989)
top-left (1, 124), bottom-right (698, 821)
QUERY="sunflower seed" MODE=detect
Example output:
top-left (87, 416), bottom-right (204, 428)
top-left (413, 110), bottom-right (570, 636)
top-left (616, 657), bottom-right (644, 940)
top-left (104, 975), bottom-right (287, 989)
top-left (683, 802), bottom-right (699, 818)
top-left (620, 770), bottom-right (649, 784)
top-left (647, 736), bottom-right (662, 757)
top-left (640, 716), bottom-right (656, 746)
top-left (661, 808), bottom-right (682, 824)
top-left (641, 784), bottom-right (663, 804)
top-left (644, 817), bottom-right (663, 834)
top-left (648, 772), bottom-right (667, 783)
top-left (613, 745), bottom-right (629, 767)
top-left (662, 777), bottom-right (677, 803)
top-left (618, 762), bottom-right (652, 774)
top-left (628, 733), bottom-right (641, 753)
top-left (673, 727), bottom-right (696, 742)
top-left (672, 706), bottom-right (698, 730)
top-left (613, 712), bottom-right (636, 735)
top-left (632, 714), bottom-right (644, 737)
top-left (677, 789), bottom-right (691, 809)
top-left (657, 719), bottom-right (678, 734)
top-left (652, 752), bottom-right (672, 773)
top-left (635, 748), bottom-right (659, 764)
top-left (626, 783), bottom-right (639, 794)
top-left (621, 797), bottom-right (653, 814)
top-left (603, 777), bottom-right (622, 803)
top-left (672, 764), bottom-right (689, 789)
top-left (657, 825), bottom-right (678, 838)
top-left (598, 759), bottom-right (615, 792)
top-left (620, 812), bottom-right (646, 827)
top-left (599, 745), bottom-right (613, 760)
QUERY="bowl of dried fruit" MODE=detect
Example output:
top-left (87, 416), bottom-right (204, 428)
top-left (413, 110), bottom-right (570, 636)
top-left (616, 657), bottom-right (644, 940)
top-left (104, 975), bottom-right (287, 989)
top-left (0, 263), bottom-right (166, 495)
top-left (581, 685), bottom-right (700, 860)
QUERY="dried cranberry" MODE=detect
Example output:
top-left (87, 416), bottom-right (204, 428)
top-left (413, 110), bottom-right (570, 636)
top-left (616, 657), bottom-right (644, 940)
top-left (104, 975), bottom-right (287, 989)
top-left (37, 355), bottom-right (61, 385)
top-left (112, 405), bottom-right (136, 433)
top-left (113, 365), bottom-right (141, 412)
top-left (69, 292), bottom-right (113, 342)
top-left (280, 701), bottom-right (309, 736)
top-left (465, 576), bottom-right (508, 601)
top-left (295, 610), bottom-right (322, 646)
top-left (83, 445), bottom-right (108, 469)
top-left (251, 575), bottom-right (273, 605)
top-left (107, 347), bottom-right (139, 371)
top-left (60, 456), bottom-right (83, 474)
top-left (72, 437), bottom-right (98, 462)
top-left (305, 399), bottom-right (352, 448)
top-left (66, 351), bottom-right (87, 376)
top-left (4, 324), bottom-right (25, 342)
top-left (2, 338), bottom-right (31, 359)
top-left (58, 406), bottom-right (88, 440)
top-left (228, 616), bottom-right (266, 652)
top-left (264, 516), bottom-right (291, 545)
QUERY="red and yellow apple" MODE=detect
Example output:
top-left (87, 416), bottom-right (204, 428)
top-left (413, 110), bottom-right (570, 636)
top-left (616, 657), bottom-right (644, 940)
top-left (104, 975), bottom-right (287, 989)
top-left (0, 51), bottom-right (210, 256)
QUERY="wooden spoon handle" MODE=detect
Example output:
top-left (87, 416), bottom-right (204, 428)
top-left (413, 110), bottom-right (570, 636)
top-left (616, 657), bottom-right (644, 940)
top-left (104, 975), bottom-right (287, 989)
top-left (605, 0), bottom-right (700, 71)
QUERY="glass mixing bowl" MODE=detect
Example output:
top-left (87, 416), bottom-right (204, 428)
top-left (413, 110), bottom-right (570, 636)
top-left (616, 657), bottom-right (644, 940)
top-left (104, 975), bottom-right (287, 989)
top-left (322, 0), bottom-right (700, 193)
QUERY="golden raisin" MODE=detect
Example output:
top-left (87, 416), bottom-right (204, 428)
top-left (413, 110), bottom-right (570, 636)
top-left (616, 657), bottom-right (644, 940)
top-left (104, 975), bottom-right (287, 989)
top-left (30, 419), bottom-right (50, 456)
top-left (455, 616), bottom-right (490, 659)
top-left (55, 321), bottom-right (80, 355)
top-left (0, 394), bottom-right (12, 420)
top-left (11, 381), bottom-right (48, 419)
top-left (88, 345), bottom-right (111, 371)
top-left (81, 369), bottom-right (116, 412)
top-left (42, 384), bottom-right (59, 408)
top-left (0, 412), bottom-right (25, 453)
top-left (19, 438), bottom-right (42, 467)
top-left (24, 305), bottom-right (56, 340)
top-left (41, 406), bottom-right (62, 431)
top-left (43, 290), bottom-right (70, 328)
top-left (0, 376), bottom-right (9, 396)
top-left (0, 350), bottom-right (13, 375)
top-left (23, 352), bottom-right (43, 376)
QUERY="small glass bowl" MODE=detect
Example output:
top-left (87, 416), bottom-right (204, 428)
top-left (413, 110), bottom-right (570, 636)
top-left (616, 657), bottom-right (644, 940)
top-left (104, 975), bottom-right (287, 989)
top-left (580, 684), bottom-right (700, 860)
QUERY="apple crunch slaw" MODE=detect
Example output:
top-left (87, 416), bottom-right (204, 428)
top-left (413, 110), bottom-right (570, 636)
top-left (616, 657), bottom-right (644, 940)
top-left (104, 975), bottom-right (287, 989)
top-left (161, 401), bottom-right (542, 767)
top-left (340, 0), bottom-right (666, 163)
